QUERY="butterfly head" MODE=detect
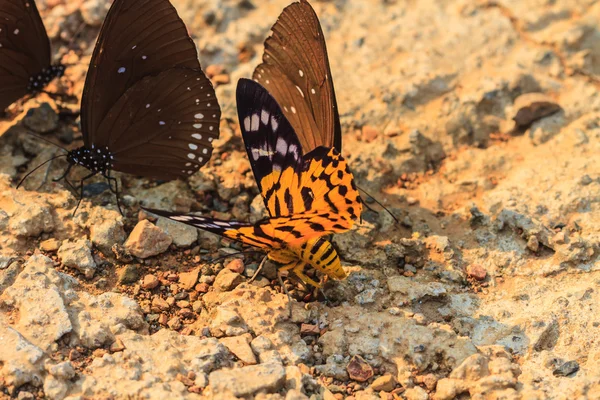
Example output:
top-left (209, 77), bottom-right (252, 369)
top-left (67, 145), bottom-right (114, 174)
top-left (26, 64), bottom-right (66, 94)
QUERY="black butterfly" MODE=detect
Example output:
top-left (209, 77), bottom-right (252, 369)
top-left (0, 0), bottom-right (65, 111)
top-left (254, 0), bottom-right (396, 222)
top-left (19, 0), bottom-right (221, 214)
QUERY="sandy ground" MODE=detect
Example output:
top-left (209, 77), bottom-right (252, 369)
top-left (1, 0), bottom-right (599, 399)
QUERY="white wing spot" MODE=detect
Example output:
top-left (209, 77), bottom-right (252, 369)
top-left (13, 29), bottom-right (19, 35)
top-left (276, 137), bottom-right (287, 154)
top-left (311, 88), bottom-right (316, 94)
top-left (299, 69), bottom-right (304, 77)
top-left (118, 67), bottom-right (126, 73)
top-left (142, 55), bottom-right (147, 60)
top-left (207, 103), bottom-right (211, 107)
top-left (187, 153), bottom-right (196, 159)
top-left (146, 103), bottom-right (150, 108)
top-left (185, 162), bottom-right (192, 167)
top-left (271, 116), bottom-right (279, 132)
top-left (244, 116), bottom-right (251, 131)
top-left (159, 121), bottom-right (165, 125)
top-left (192, 133), bottom-right (202, 140)
top-left (261, 110), bottom-right (270, 125)
top-left (193, 123), bottom-right (202, 129)
top-left (202, 148), bottom-right (208, 154)
top-left (291, 106), bottom-right (297, 114)
top-left (209, 126), bottom-right (214, 131)
top-left (195, 113), bottom-right (204, 119)
top-left (189, 144), bottom-right (198, 150)
top-left (296, 85), bottom-right (304, 98)
top-left (132, 45), bottom-right (137, 49)
top-left (265, 80), bottom-right (270, 84)
top-left (251, 114), bottom-right (260, 131)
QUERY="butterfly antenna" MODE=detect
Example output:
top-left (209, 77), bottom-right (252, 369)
top-left (16, 154), bottom-right (67, 189)
top-left (23, 131), bottom-right (69, 152)
top-left (357, 185), bottom-right (400, 224)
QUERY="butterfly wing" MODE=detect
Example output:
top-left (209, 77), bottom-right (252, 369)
top-left (80, 0), bottom-right (219, 179)
top-left (0, 0), bottom-right (52, 110)
top-left (94, 68), bottom-right (220, 180)
top-left (253, 0), bottom-right (341, 152)
top-left (81, 0), bottom-right (202, 148)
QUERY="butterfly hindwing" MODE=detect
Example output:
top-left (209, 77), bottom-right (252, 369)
top-left (253, 0), bottom-right (342, 152)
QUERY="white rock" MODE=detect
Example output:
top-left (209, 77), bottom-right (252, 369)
top-left (209, 363), bottom-right (286, 397)
top-left (58, 239), bottom-right (97, 279)
top-left (156, 217), bottom-right (198, 247)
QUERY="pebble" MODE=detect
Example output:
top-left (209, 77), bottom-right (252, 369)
top-left (90, 218), bottom-right (126, 255)
top-left (553, 360), bottom-right (579, 377)
top-left (141, 274), bottom-right (160, 290)
top-left (527, 235), bottom-right (540, 252)
top-left (404, 386), bottom-right (428, 400)
top-left (151, 297), bottom-right (170, 312)
top-left (466, 264), bottom-right (487, 281)
top-left (300, 323), bottom-right (320, 335)
top-left (213, 269), bottom-right (244, 291)
top-left (219, 335), bottom-right (257, 365)
top-left (512, 93), bottom-right (561, 128)
top-left (347, 355), bottom-right (374, 382)
top-left (40, 238), bottom-right (60, 252)
top-left (209, 363), bottom-right (286, 397)
top-left (370, 375), bottom-right (396, 391)
top-left (179, 267), bottom-right (200, 290)
top-left (156, 217), bottom-right (198, 248)
top-left (117, 264), bottom-right (140, 285)
top-left (195, 282), bottom-right (210, 293)
top-left (362, 125), bottom-right (379, 143)
top-left (58, 239), bottom-right (97, 279)
top-left (124, 220), bottom-right (172, 259)
top-left (168, 316), bottom-right (182, 330)
top-left (23, 103), bottom-right (59, 133)
top-left (225, 258), bottom-right (245, 274)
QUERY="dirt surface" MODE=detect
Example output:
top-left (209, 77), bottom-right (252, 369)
top-left (1, 0), bottom-right (599, 399)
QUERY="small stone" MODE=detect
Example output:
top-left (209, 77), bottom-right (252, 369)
top-left (157, 217), bottom-right (198, 248)
top-left (117, 264), bottom-right (140, 285)
top-left (404, 386), bottom-right (428, 400)
top-left (179, 268), bottom-right (200, 290)
top-left (9, 203), bottom-right (54, 237)
top-left (110, 338), bottom-right (125, 352)
top-left (300, 323), bottom-right (320, 335)
top-left (466, 264), bottom-right (487, 281)
top-left (90, 218), bottom-right (126, 255)
top-left (407, 197), bottom-right (418, 205)
top-left (195, 282), bottom-right (210, 293)
top-left (512, 93), bottom-right (561, 128)
top-left (192, 300), bottom-right (203, 313)
top-left (168, 316), bottom-right (182, 330)
top-left (219, 335), bottom-right (258, 365)
top-left (370, 375), bottom-right (396, 391)
top-left (225, 258), bottom-right (245, 274)
top-left (58, 239), bottom-right (96, 279)
top-left (124, 220), bottom-right (172, 259)
top-left (151, 296), bottom-right (170, 312)
top-left (347, 355), bottom-right (374, 382)
top-left (209, 363), bottom-right (286, 397)
top-left (40, 238), bottom-right (60, 252)
top-left (553, 231), bottom-right (566, 245)
top-left (158, 314), bottom-right (168, 325)
top-left (553, 360), bottom-right (579, 377)
top-left (177, 373), bottom-right (195, 386)
top-left (527, 235), bottom-right (540, 252)
top-left (580, 175), bottom-right (593, 186)
top-left (213, 269), bottom-right (244, 291)
top-left (23, 103), bottom-right (59, 133)
top-left (141, 274), bottom-right (160, 289)
top-left (420, 374), bottom-right (438, 390)
top-left (362, 126), bottom-right (379, 143)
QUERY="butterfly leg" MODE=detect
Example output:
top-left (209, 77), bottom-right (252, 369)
top-left (291, 263), bottom-right (322, 289)
top-left (72, 172), bottom-right (97, 216)
top-left (249, 255), bottom-right (269, 283)
top-left (103, 170), bottom-right (123, 216)
top-left (277, 269), bottom-right (293, 319)
top-left (53, 163), bottom-right (73, 183)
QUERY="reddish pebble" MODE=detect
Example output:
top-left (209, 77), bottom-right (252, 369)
top-left (195, 283), bottom-right (210, 293)
top-left (141, 274), bottom-right (159, 289)
top-left (347, 355), bottom-right (374, 382)
top-left (362, 125), bottom-right (379, 143)
top-left (467, 264), bottom-right (487, 281)
top-left (226, 258), bottom-right (245, 274)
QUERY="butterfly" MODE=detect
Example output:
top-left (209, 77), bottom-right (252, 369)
top-left (144, 78), bottom-right (362, 288)
top-left (254, 0), bottom-right (397, 221)
top-left (18, 0), bottom-right (221, 213)
top-left (0, 0), bottom-right (65, 112)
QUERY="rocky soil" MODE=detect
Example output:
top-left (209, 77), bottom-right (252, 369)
top-left (1, 0), bottom-right (599, 399)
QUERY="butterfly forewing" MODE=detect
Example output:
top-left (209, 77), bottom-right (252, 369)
top-left (81, 0), bottom-right (201, 147)
top-left (0, 0), bottom-right (52, 110)
top-left (253, 0), bottom-right (341, 152)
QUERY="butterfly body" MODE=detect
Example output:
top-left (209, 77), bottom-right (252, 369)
top-left (145, 79), bottom-right (361, 287)
top-left (66, 145), bottom-right (113, 175)
top-left (26, 63), bottom-right (65, 94)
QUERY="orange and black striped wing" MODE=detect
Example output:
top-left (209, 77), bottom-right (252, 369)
top-left (253, 0), bottom-right (341, 152)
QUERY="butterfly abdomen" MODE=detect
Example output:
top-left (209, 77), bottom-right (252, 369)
top-left (298, 237), bottom-right (345, 280)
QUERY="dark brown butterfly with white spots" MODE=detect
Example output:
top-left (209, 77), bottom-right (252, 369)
top-left (0, 0), bottom-right (65, 111)
top-left (254, 0), bottom-right (397, 222)
top-left (19, 0), bottom-right (221, 214)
